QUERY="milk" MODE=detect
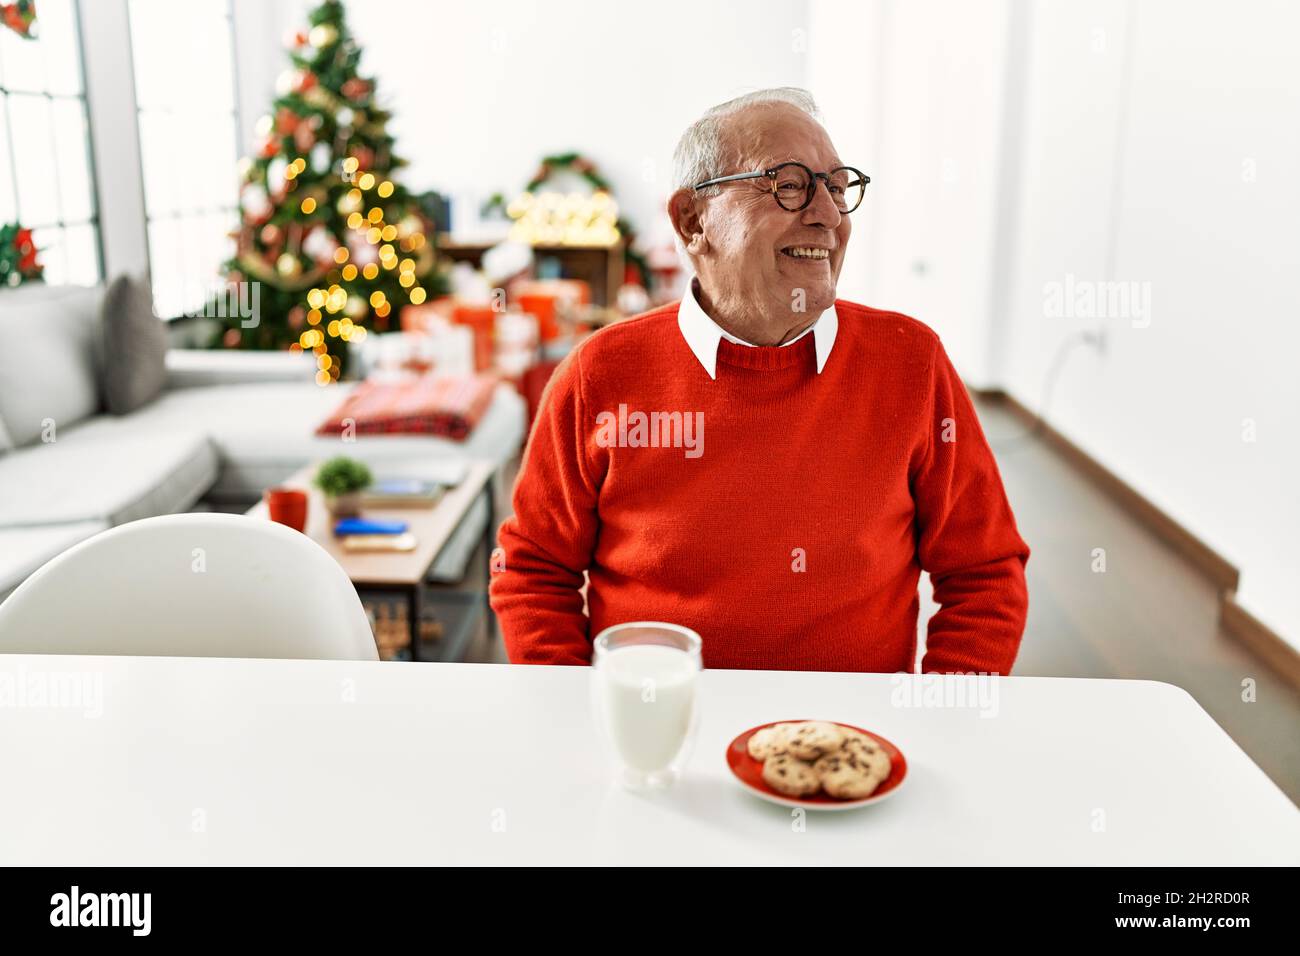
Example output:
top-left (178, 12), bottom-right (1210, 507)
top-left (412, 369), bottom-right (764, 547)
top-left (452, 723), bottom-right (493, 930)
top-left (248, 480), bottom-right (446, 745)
top-left (597, 644), bottom-right (698, 773)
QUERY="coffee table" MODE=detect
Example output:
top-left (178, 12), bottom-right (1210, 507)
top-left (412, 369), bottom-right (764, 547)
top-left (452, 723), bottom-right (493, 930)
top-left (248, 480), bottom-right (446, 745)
top-left (246, 459), bottom-right (496, 661)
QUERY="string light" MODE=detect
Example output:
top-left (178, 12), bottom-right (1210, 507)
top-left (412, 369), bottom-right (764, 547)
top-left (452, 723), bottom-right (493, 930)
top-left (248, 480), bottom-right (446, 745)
top-left (283, 148), bottom-right (441, 386)
top-left (507, 189), bottom-right (621, 246)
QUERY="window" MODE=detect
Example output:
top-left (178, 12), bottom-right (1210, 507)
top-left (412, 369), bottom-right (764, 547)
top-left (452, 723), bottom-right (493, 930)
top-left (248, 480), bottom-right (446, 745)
top-left (128, 0), bottom-right (240, 319)
top-left (0, 0), bottom-right (101, 285)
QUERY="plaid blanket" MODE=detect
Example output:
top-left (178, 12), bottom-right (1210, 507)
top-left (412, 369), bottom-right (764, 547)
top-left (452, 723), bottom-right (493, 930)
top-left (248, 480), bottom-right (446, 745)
top-left (316, 374), bottom-right (496, 441)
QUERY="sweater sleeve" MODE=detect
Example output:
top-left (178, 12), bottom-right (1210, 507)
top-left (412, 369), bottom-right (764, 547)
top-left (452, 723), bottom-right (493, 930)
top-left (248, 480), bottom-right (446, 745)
top-left (912, 338), bottom-right (1030, 675)
top-left (489, 348), bottom-right (602, 664)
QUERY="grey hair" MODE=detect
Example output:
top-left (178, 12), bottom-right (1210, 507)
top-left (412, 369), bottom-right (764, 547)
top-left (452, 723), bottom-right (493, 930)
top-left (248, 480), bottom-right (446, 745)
top-left (672, 87), bottom-right (821, 197)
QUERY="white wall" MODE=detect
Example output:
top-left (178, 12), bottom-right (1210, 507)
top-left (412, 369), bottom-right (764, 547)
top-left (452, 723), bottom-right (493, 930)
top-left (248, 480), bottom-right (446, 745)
top-left (864, 0), bottom-right (1012, 386)
top-left (998, 0), bottom-right (1300, 645)
top-left (805, 0), bottom-right (882, 311)
top-left (344, 0), bottom-right (811, 250)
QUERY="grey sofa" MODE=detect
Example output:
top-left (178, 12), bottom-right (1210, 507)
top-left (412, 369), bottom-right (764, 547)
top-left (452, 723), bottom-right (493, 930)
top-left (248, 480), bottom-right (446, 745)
top-left (0, 281), bottom-right (526, 600)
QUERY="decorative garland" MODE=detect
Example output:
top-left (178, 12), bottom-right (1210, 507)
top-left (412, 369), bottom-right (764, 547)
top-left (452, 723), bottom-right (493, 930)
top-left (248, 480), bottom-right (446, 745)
top-left (1, 0), bottom-right (35, 38)
top-left (525, 152), bottom-right (611, 193)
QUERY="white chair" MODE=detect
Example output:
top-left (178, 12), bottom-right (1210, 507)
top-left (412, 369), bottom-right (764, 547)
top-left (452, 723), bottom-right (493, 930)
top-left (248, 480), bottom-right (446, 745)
top-left (0, 513), bottom-right (378, 661)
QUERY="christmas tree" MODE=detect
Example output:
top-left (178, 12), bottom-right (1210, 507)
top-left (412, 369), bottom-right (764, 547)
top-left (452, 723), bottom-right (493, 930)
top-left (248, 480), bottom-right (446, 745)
top-left (214, 0), bottom-right (445, 383)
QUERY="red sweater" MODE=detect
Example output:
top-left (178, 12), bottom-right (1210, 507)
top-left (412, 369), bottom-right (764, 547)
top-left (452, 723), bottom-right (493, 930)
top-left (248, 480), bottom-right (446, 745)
top-left (490, 300), bottom-right (1030, 673)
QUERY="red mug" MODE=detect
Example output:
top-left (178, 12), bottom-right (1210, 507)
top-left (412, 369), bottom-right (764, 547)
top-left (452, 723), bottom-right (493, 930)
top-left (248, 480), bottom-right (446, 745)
top-left (265, 487), bottom-right (309, 532)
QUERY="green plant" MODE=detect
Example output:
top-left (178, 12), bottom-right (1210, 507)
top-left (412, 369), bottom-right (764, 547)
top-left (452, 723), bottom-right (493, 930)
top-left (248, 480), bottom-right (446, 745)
top-left (314, 456), bottom-right (371, 497)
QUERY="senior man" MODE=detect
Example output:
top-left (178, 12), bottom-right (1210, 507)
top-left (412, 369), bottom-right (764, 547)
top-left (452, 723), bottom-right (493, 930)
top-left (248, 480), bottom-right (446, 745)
top-left (490, 88), bottom-right (1030, 673)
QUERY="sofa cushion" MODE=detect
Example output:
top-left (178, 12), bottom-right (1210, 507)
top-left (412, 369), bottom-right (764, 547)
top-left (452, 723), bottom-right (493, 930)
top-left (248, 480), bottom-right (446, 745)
top-left (101, 275), bottom-right (168, 414)
top-left (77, 379), bottom-right (527, 500)
top-left (0, 283), bottom-right (104, 447)
top-left (0, 520), bottom-right (108, 600)
top-left (0, 424), bottom-right (217, 527)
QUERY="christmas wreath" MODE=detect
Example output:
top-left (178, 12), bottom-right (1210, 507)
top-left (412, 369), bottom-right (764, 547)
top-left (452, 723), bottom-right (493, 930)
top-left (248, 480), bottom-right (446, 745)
top-left (1, 0), bottom-right (36, 38)
top-left (0, 223), bottom-right (43, 286)
top-left (490, 152), bottom-right (651, 289)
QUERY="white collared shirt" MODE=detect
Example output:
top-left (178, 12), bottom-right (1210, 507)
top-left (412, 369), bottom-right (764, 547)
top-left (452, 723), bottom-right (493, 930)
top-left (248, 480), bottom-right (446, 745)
top-left (676, 277), bottom-right (839, 379)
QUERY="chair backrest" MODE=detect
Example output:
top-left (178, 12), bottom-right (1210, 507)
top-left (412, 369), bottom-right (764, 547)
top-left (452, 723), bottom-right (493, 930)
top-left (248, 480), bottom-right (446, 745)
top-left (0, 513), bottom-right (378, 661)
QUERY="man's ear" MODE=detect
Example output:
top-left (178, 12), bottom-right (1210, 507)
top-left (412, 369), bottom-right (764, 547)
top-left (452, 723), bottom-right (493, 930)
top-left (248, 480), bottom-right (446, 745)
top-left (668, 189), bottom-right (707, 255)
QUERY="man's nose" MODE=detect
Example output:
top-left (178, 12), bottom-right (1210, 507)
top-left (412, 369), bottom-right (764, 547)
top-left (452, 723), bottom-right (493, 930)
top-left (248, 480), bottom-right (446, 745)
top-left (801, 178), bottom-right (842, 229)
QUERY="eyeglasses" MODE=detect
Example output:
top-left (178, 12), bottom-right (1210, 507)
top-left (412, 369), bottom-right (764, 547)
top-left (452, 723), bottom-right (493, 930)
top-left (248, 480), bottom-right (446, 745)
top-left (693, 162), bottom-right (870, 214)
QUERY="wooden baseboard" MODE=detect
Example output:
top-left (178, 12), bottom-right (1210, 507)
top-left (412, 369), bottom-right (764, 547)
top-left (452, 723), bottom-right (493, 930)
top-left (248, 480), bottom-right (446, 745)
top-left (973, 386), bottom-right (1299, 690)
top-left (1220, 594), bottom-right (1300, 689)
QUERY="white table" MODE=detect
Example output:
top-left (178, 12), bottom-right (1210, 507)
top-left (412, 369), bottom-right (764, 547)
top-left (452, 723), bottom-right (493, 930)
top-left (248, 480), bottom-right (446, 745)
top-left (1, 654), bottom-right (1295, 865)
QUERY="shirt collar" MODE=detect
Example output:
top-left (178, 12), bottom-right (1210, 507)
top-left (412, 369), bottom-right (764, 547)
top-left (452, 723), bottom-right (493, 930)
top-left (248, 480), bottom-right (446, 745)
top-left (677, 277), bottom-right (839, 379)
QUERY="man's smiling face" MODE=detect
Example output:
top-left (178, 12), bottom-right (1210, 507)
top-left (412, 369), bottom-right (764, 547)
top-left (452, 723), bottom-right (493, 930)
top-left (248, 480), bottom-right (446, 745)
top-left (690, 103), bottom-right (851, 339)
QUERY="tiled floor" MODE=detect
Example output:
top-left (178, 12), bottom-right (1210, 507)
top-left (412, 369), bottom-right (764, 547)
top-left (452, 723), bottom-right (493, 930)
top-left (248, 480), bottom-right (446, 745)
top-left (457, 397), bottom-right (1300, 805)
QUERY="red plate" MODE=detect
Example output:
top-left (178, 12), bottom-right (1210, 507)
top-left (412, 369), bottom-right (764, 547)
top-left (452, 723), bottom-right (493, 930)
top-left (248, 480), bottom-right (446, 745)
top-left (726, 720), bottom-right (908, 811)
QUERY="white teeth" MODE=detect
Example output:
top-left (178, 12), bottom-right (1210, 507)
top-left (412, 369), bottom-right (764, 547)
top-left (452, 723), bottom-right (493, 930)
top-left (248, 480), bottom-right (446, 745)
top-left (785, 247), bottom-right (829, 259)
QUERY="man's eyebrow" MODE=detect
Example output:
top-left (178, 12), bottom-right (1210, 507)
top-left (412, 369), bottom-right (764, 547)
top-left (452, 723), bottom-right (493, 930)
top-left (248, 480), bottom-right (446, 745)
top-left (767, 156), bottom-right (846, 169)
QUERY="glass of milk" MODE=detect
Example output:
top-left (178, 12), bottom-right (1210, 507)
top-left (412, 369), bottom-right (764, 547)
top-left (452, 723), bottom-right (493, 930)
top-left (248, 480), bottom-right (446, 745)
top-left (591, 621), bottom-right (702, 791)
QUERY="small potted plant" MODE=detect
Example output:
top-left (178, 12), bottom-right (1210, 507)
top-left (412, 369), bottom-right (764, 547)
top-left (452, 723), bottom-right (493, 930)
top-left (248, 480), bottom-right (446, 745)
top-left (314, 456), bottom-right (372, 518)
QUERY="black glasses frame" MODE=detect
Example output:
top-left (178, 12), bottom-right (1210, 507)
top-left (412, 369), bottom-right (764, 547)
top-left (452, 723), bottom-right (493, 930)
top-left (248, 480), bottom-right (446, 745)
top-left (693, 161), bottom-right (870, 213)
